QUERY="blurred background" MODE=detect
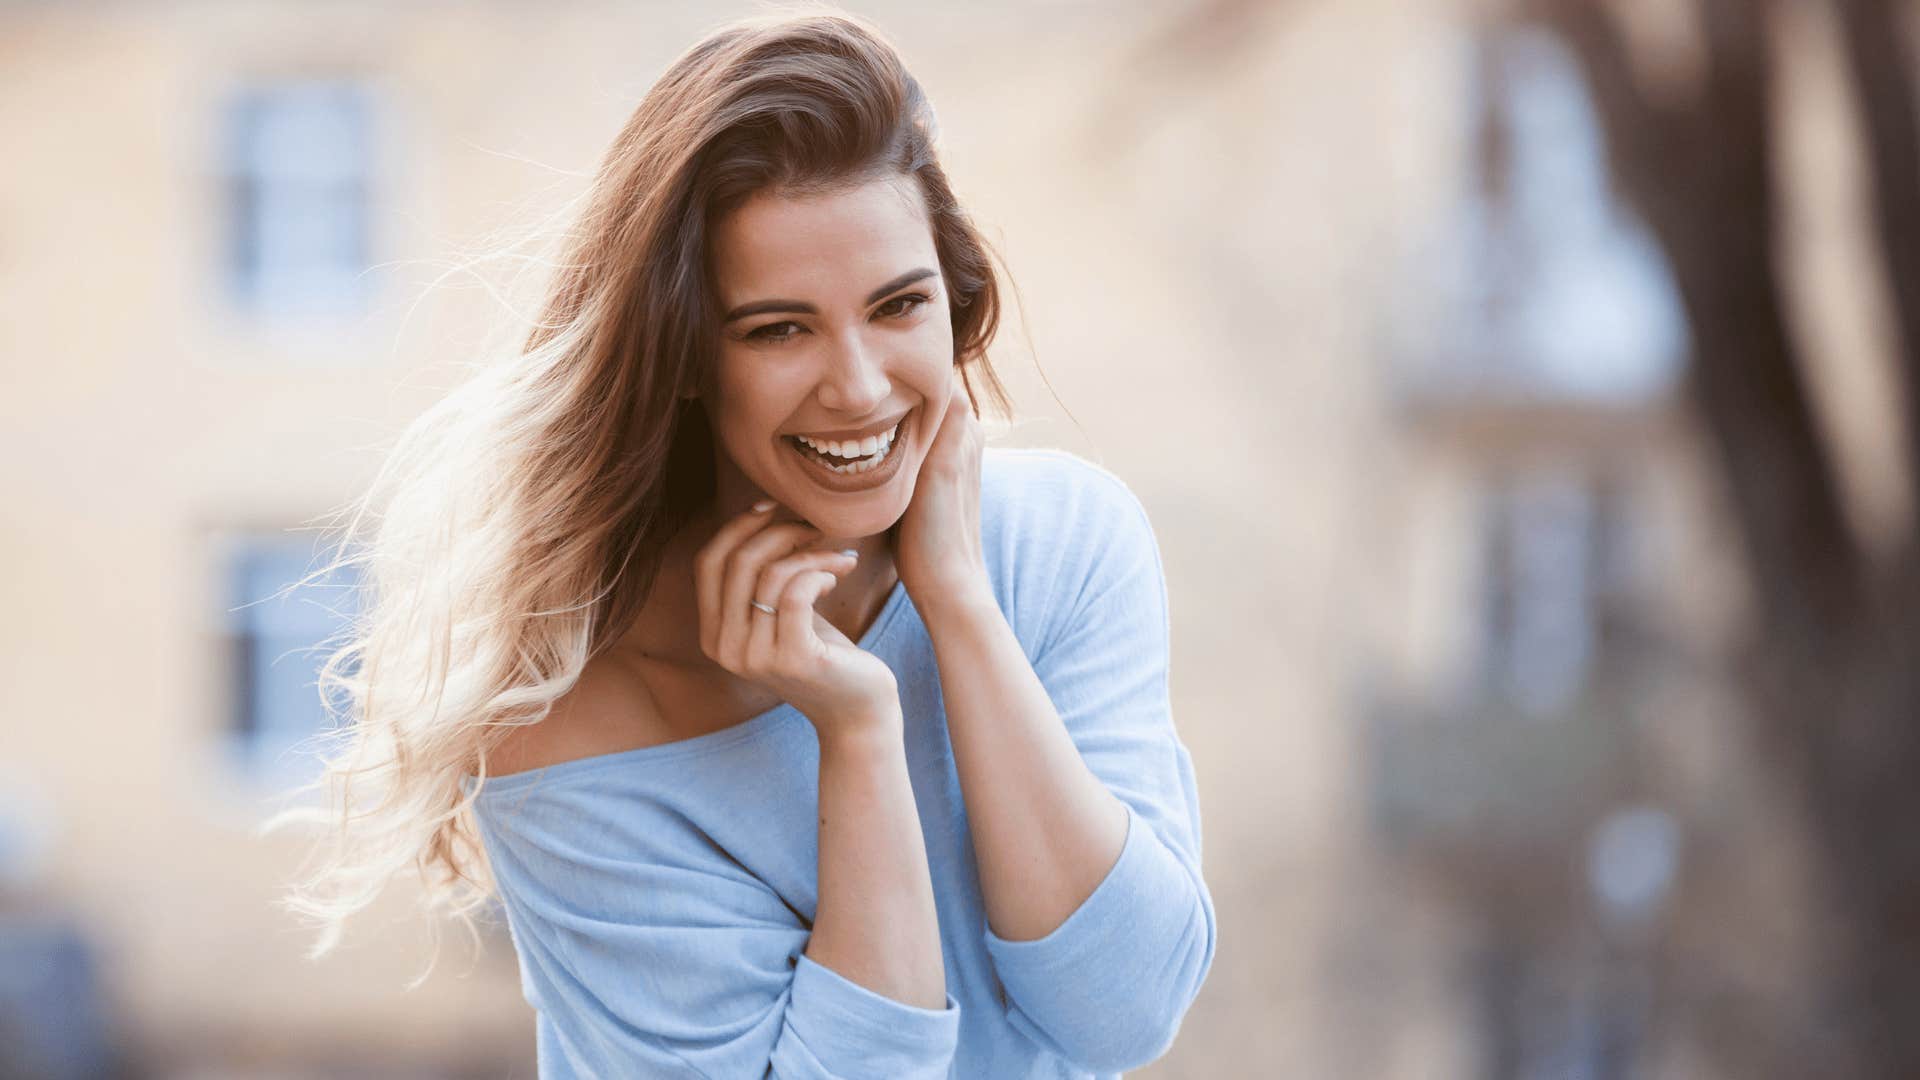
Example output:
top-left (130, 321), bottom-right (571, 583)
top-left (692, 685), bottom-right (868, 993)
top-left (4, 0), bottom-right (1918, 1076)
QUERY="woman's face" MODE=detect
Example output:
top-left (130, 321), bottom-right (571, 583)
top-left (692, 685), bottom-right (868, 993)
top-left (703, 173), bottom-right (954, 542)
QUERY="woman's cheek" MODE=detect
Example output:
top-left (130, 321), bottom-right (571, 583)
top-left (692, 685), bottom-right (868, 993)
top-left (915, 316), bottom-right (955, 366)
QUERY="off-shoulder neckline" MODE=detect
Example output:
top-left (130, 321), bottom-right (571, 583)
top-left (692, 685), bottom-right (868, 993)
top-left (465, 577), bottom-right (912, 798)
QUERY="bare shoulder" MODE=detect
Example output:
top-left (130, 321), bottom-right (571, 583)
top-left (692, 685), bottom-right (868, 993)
top-left (485, 653), bottom-right (670, 777)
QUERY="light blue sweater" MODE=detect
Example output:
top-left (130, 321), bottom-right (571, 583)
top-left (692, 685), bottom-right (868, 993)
top-left (463, 448), bottom-right (1217, 1078)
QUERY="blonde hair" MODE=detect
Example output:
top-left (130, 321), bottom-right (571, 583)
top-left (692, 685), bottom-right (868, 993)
top-left (258, 8), bottom-right (1014, 984)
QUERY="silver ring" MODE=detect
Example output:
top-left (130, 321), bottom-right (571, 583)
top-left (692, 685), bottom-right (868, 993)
top-left (750, 599), bottom-right (777, 615)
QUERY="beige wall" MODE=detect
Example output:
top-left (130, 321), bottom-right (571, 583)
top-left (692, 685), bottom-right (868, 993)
top-left (16, 1), bottom-right (1413, 1074)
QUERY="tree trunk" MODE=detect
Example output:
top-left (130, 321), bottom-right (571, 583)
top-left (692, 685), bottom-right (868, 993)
top-left (1525, 0), bottom-right (1920, 1074)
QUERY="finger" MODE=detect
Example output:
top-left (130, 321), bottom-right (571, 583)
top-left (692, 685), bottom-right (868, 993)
top-left (923, 379), bottom-right (974, 466)
top-left (746, 550), bottom-right (856, 672)
top-left (714, 522), bottom-right (825, 668)
top-left (943, 376), bottom-right (973, 429)
top-left (695, 501), bottom-right (779, 657)
top-left (776, 569), bottom-right (843, 666)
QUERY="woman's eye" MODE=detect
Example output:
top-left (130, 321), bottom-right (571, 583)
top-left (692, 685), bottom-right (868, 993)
top-left (876, 293), bottom-right (928, 319)
top-left (746, 320), bottom-right (804, 344)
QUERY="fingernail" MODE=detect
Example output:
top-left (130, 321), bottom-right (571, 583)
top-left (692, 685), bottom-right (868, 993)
top-left (752, 499), bottom-right (776, 513)
top-left (838, 549), bottom-right (858, 560)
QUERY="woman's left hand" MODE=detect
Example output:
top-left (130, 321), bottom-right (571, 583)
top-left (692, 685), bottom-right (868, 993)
top-left (894, 377), bottom-right (990, 609)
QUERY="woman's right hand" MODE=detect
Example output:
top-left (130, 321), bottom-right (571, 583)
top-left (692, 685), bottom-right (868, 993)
top-left (693, 500), bottom-right (900, 742)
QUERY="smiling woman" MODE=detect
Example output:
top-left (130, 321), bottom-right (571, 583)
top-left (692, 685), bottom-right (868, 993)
top-left (261, 9), bottom-right (1214, 1080)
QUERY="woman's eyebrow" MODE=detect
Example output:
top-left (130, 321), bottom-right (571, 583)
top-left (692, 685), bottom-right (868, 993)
top-left (721, 266), bottom-right (939, 324)
top-left (861, 267), bottom-right (938, 305)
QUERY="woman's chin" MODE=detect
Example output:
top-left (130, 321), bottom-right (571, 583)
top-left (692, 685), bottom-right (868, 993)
top-left (768, 443), bottom-right (917, 540)
top-left (796, 502), bottom-right (905, 543)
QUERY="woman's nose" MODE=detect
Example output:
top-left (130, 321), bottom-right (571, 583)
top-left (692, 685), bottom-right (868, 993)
top-left (816, 331), bottom-right (891, 414)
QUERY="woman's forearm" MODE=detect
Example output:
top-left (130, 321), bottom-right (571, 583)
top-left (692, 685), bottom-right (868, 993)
top-left (803, 714), bottom-right (948, 1011)
top-left (918, 585), bottom-right (1130, 944)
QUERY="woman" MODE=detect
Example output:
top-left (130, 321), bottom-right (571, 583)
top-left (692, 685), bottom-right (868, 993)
top-left (270, 11), bottom-right (1215, 1078)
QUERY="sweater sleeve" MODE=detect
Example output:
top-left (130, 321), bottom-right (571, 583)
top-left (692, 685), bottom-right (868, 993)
top-left (472, 786), bottom-right (961, 1079)
top-left (981, 459), bottom-right (1218, 1074)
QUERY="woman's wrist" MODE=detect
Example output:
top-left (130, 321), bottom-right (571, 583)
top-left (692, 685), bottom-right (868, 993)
top-left (814, 705), bottom-right (905, 753)
top-left (910, 575), bottom-right (999, 631)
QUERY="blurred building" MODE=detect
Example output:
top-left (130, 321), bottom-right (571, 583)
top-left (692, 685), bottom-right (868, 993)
top-left (0, 1), bottom-right (1899, 1078)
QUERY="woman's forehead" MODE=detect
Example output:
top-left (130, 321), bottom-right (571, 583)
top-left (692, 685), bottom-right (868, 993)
top-left (710, 175), bottom-right (937, 302)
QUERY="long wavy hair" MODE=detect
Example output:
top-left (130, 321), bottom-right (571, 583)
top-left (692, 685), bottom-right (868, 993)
top-left (259, 9), bottom-right (1014, 982)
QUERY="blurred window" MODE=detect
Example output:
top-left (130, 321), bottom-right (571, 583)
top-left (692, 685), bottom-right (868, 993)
top-left (223, 79), bottom-right (375, 317)
top-left (1394, 27), bottom-right (1686, 402)
top-left (225, 535), bottom-right (359, 784)
top-left (1476, 468), bottom-right (1635, 715)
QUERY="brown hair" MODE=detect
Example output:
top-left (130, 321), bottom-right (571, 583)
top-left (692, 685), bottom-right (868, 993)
top-left (260, 9), bottom-right (1014, 974)
top-left (535, 9), bottom-right (1012, 659)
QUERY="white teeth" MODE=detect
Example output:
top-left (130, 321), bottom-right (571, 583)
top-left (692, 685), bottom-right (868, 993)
top-left (797, 435), bottom-right (894, 475)
top-left (795, 422), bottom-right (897, 459)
